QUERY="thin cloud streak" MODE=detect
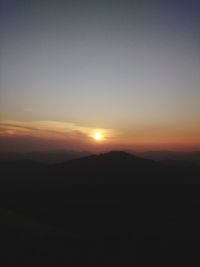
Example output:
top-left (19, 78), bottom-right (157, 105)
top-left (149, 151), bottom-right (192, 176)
top-left (0, 120), bottom-right (121, 141)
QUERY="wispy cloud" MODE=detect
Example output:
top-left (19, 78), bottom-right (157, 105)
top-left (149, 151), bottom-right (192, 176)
top-left (0, 120), bottom-right (120, 141)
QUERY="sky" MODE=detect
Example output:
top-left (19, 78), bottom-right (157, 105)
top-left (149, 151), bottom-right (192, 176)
top-left (0, 0), bottom-right (200, 152)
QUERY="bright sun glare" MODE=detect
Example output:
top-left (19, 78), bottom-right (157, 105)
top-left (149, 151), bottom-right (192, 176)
top-left (94, 132), bottom-right (103, 141)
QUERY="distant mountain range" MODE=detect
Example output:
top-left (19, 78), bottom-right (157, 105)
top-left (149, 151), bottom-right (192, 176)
top-left (134, 150), bottom-right (200, 165)
top-left (0, 150), bottom-right (91, 163)
top-left (1, 149), bottom-right (200, 165)
top-left (1, 151), bottom-right (200, 185)
top-left (1, 150), bottom-right (200, 265)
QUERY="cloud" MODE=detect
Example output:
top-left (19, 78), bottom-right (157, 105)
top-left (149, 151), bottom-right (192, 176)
top-left (0, 120), bottom-right (122, 152)
top-left (0, 119), bottom-right (120, 141)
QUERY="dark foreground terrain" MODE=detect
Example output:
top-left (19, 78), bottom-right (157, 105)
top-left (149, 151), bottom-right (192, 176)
top-left (1, 151), bottom-right (200, 265)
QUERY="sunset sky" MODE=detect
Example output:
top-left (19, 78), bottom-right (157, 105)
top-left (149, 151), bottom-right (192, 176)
top-left (0, 0), bottom-right (200, 152)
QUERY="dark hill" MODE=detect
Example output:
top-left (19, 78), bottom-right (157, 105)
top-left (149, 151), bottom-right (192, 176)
top-left (53, 151), bottom-right (161, 184)
top-left (1, 151), bottom-right (200, 265)
top-left (57, 150), bottom-right (156, 168)
top-left (53, 150), bottom-right (200, 185)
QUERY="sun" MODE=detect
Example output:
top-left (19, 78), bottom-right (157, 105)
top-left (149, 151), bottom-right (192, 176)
top-left (94, 132), bottom-right (103, 141)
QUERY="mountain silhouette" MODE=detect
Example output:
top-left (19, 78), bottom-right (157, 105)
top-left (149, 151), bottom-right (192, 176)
top-left (1, 151), bottom-right (200, 265)
top-left (0, 149), bottom-right (91, 163)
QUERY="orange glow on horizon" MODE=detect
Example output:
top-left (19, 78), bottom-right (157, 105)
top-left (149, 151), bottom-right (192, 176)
top-left (0, 119), bottom-right (200, 152)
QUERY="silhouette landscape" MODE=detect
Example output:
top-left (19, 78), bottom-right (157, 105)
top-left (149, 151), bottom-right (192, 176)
top-left (1, 151), bottom-right (200, 265)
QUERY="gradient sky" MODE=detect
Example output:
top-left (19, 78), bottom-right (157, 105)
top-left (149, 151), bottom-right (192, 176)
top-left (0, 0), bottom-right (200, 152)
